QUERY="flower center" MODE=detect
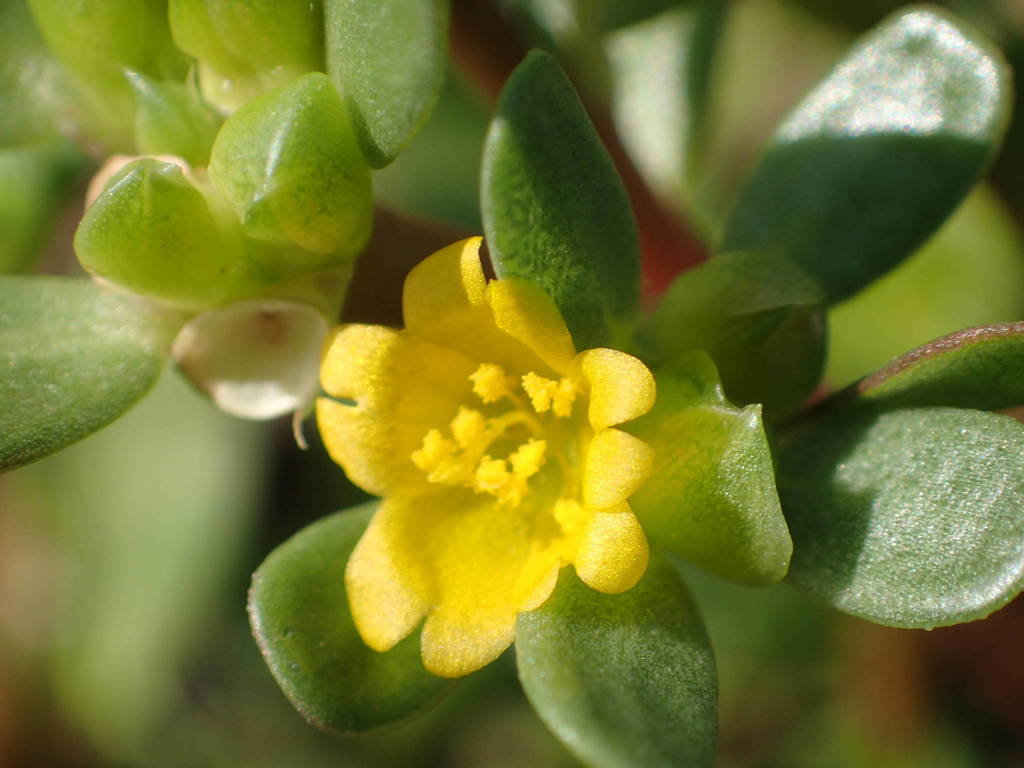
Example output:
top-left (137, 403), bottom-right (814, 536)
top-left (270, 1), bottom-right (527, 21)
top-left (410, 362), bottom-right (580, 507)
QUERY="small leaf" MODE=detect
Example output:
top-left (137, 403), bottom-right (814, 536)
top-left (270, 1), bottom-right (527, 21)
top-left (0, 277), bottom-right (178, 471)
top-left (723, 7), bottom-right (1011, 303)
top-left (517, 557), bottom-right (717, 768)
top-left (209, 73), bottom-right (372, 267)
top-left (482, 50), bottom-right (640, 349)
top-left (75, 157), bottom-right (254, 309)
top-left (849, 322), bottom-right (1024, 412)
top-left (168, 0), bottom-right (324, 113)
top-left (628, 353), bottom-right (792, 585)
top-left (779, 406), bottom-right (1024, 627)
top-left (325, 0), bottom-right (449, 168)
top-left (249, 504), bottom-right (454, 734)
top-left (127, 71), bottom-right (222, 166)
top-left (639, 250), bottom-right (826, 419)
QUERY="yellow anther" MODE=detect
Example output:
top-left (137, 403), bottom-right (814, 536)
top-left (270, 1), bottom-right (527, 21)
top-left (510, 439), bottom-right (546, 479)
top-left (522, 372), bottom-right (576, 417)
top-left (411, 430), bottom-right (469, 484)
top-left (470, 363), bottom-right (515, 403)
top-left (553, 498), bottom-right (586, 535)
top-left (474, 456), bottom-right (511, 494)
top-left (450, 407), bottom-right (487, 450)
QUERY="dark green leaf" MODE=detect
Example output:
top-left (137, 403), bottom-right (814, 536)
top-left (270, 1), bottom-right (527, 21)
top-left (723, 7), bottom-right (1011, 303)
top-left (482, 50), bottom-right (639, 349)
top-left (325, 0), bottom-right (449, 168)
top-left (628, 353), bottom-right (792, 585)
top-left (848, 322), bottom-right (1024, 412)
top-left (639, 250), bottom-right (826, 419)
top-left (779, 406), bottom-right (1024, 627)
top-left (249, 504), bottom-right (454, 734)
top-left (517, 557), bottom-right (717, 768)
top-left (0, 277), bottom-right (178, 471)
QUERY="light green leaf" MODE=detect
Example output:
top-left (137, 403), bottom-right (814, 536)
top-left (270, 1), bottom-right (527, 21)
top-left (0, 277), bottom-right (180, 471)
top-left (639, 250), bottom-right (826, 419)
top-left (325, 0), bottom-right (449, 168)
top-left (0, 140), bottom-right (89, 273)
top-left (168, 0), bottom-right (324, 113)
top-left (249, 504), bottom-right (454, 733)
top-left (127, 71), bottom-right (222, 166)
top-left (75, 157), bottom-right (254, 308)
top-left (517, 557), bottom-right (717, 768)
top-left (779, 406), bottom-right (1024, 628)
top-left (723, 7), bottom-right (1011, 303)
top-left (482, 50), bottom-right (639, 350)
top-left (209, 72), bottom-right (372, 269)
top-left (628, 353), bottom-right (792, 585)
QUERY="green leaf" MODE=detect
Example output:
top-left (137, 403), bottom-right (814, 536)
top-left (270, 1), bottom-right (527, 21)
top-left (722, 7), bottom-right (1011, 304)
top-left (325, 0), bottom-right (449, 168)
top-left (606, 0), bottom-right (728, 232)
top-left (627, 353), bottom-right (792, 585)
top-left (168, 0), bottom-right (324, 113)
top-left (779, 406), bottom-right (1024, 628)
top-left (27, 0), bottom-right (185, 150)
top-left (516, 557), bottom-right (717, 768)
top-left (209, 73), bottom-right (372, 268)
top-left (75, 157), bottom-right (254, 309)
top-left (0, 277), bottom-right (179, 471)
top-left (844, 322), bottom-right (1024, 412)
top-left (482, 50), bottom-right (640, 350)
top-left (127, 71), bottom-right (222, 166)
top-left (0, 140), bottom-right (89, 273)
top-left (826, 185), bottom-right (1024, 386)
top-left (639, 250), bottom-right (826, 419)
top-left (249, 504), bottom-right (454, 734)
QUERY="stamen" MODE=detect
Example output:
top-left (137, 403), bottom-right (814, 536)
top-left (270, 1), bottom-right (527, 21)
top-left (450, 407), bottom-right (487, 449)
top-left (470, 363), bottom-right (516, 403)
top-left (522, 372), bottom-right (576, 417)
top-left (553, 498), bottom-right (586, 535)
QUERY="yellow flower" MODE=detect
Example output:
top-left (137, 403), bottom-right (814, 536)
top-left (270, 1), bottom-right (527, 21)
top-left (317, 237), bottom-right (656, 677)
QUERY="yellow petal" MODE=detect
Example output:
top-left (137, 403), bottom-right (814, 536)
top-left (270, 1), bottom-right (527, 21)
top-left (573, 348), bottom-right (656, 429)
top-left (583, 428), bottom-right (654, 508)
top-left (573, 502), bottom-right (649, 593)
top-left (316, 325), bottom-right (477, 496)
top-left (345, 498), bottom-right (432, 651)
top-left (402, 237), bottom-right (574, 376)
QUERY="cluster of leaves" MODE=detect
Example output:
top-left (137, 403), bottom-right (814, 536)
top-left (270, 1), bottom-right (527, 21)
top-left (4, 1), bottom-right (1024, 767)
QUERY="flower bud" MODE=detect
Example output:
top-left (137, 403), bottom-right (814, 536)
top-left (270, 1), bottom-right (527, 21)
top-left (209, 73), bottom-right (372, 271)
top-left (168, 0), bottom-right (324, 113)
top-left (74, 157), bottom-right (255, 309)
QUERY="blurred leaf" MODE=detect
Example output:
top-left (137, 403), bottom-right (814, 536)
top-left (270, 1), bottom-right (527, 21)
top-left (628, 352), bottom-right (792, 585)
top-left (826, 186), bottom-right (1024, 386)
top-left (639, 250), bottom-right (826, 418)
top-left (482, 50), bottom-right (639, 349)
top-left (606, 0), bottom-right (728, 233)
top-left (844, 322), bottom-right (1024, 412)
top-left (0, 0), bottom-right (77, 146)
top-left (11, 372), bottom-right (268, 759)
top-left (249, 504), bottom-right (455, 734)
top-left (723, 7), bottom-right (1011, 303)
top-left (75, 158), bottom-right (254, 308)
top-left (127, 71), bottom-right (222, 166)
top-left (27, 0), bottom-right (186, 150)
top-left (325, 0), bottom-right (449, 168)
top-left (209, 73), bottom-right (372, 269)
top-left (779, 406), bottom-right (1024, 627)
top-left (168, 0), bottom-right (324, 113)
top-left (0, 277), bottom-right (180, 471)
top-left (0, 140), bottom-right (89, 273)
top-left (588, 0), bottom-right (699, 31)
top-left (517, 557), bottom-right (717, 768)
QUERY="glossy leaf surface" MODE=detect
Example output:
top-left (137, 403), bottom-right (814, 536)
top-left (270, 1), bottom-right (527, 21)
top-left (723, 7), bottom-right (1010, 303)
top-left (517, 559), bottom-right (717, 768)
top-left (1, 277), bottom-right (177, 471)
top-left (249, 504), bottom-right (454, 734)
top-left (482, 51), bottom-right (639, 349)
